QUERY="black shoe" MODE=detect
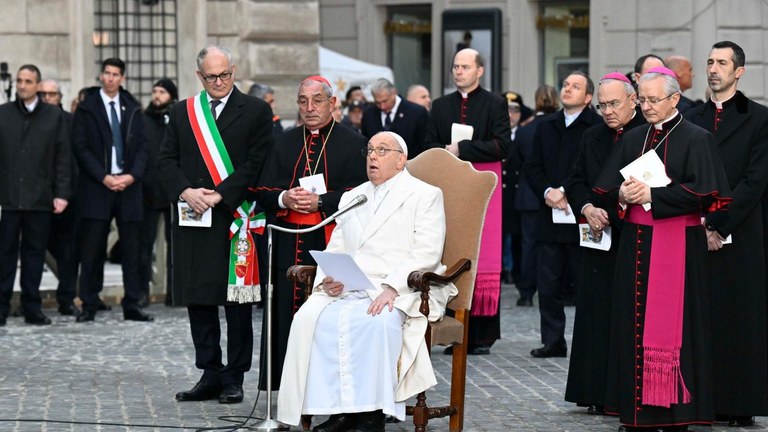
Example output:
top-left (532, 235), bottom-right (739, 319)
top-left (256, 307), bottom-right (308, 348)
top-left (728, 416), bottom-right (755, 427)
top-left (24, 311), bottom-right (52, 325)
top-left (0, 314), bottom-right (6, 326)
top-left (58, 304), bottom-right (80, 316)
top-left (516, 296), bottom-right (533, 307)
top-left (313, 413), bottom-right (358, 432)
top-left (218, 383), bottom-right (243, 404)
top-left (354, 410), bottom-right (384, 432)
top-left (384, 415), bottom-right (400, 423)
top-left (124, 308), bottom-right (154, 322)
top-left (587, 404), bottom-right (604, 415)
top-left (176, 380), bottom-right (223, 402)
top-left (501, 270), bottom-right (514, 285)
top-left (443, 345), bottom-right (454, 355)
top-left (96, 300), bottom-right (112, 311)
top-left (530, 345), bottom-right (567, 358)
top-left (76, 310), bottom-right (96, 322)
top-left (468, 345), bottom-right (491, 355)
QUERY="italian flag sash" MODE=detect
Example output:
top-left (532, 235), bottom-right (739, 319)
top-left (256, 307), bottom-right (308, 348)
top-left (187, 91), bottom-right (265, 303)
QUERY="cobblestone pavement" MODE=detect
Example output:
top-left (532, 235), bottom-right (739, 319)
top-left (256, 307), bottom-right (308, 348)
top-left (0, 283), bottom-right (765, 431)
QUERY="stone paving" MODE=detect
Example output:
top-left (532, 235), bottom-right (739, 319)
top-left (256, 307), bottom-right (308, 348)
top-left (1, 280), bottom-right (766, 431)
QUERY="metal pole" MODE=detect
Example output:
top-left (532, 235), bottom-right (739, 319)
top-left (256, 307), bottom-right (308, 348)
top-left (253, 225), bottom-right (289, 431)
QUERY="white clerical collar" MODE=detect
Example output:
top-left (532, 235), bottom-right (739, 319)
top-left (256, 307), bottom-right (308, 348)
top-left (711, 90), bottom-right (737, 110)
top-left (653, 109), bottom-right (680, 130)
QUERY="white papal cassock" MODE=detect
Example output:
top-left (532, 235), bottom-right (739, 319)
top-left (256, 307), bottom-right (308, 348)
top-left (277, 169), bottom-right (458, 426)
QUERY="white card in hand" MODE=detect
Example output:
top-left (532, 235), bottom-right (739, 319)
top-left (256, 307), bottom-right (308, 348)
top-left (552, 204), bottom-right (577, 224)
top-left (451, 123), bottom-right (474, 143)
top-left (177, 202), bottom-right (212, 227)
top-left (620, 151), bottom-right (672, 211)
top-left (299, 174), bottom-right (327, 195)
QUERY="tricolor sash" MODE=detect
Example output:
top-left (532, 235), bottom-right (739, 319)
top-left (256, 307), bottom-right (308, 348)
top-left (187, 91), bottom-right (264, 303)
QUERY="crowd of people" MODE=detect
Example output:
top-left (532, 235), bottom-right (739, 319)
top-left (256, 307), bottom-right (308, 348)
top-left (1, 39), bottom-right (767, 432)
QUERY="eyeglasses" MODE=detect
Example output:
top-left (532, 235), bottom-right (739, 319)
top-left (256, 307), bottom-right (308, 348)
top-left (200, 71), bottom-right (232, 83)
top-left (297, 97), bottom-right (329, 108)
top-left (40, 91), bottom-right (61, 98)
top-left (637, 92), bottom-right (678, 106)
top-left (596, 95), bottom-right (632, 112)
top-left (362, 147), bottom-right (403, 157)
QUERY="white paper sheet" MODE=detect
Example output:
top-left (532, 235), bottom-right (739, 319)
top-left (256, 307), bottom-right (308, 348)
top-left (309, 251), bottom-right (375, 292)
top-left (620, 150), bottom-right (672, 211)
top-left (177, 202), bottom-right (212, 227)
top-left (451, 123), bottom-right (474, 143)
top-left (299, 173), bottom-right (327, 195)
top-left (578, 224), bottom-right (612, 251)
top-left (552, 204), bottom-right (577, 224)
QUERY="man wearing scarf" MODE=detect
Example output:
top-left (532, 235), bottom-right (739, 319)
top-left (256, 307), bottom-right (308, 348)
top-left (158, 45), bottom-right (273, 404)
top-left (426, 48), bottom-right (512, 355)
top-left (254, 76), bottom-right (368, 392)
top-left (594, 67), bottom-right (731, 431)
top-left (139, 78), bottom-right (177, 306)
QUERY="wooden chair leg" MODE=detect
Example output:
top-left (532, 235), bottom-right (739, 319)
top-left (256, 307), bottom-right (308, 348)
top-left (412, 390), bottom-right (428, 432)
top-left (449, 343), bottom-right (467, 432)
top-left (301, 414), bottom-right (312, 431)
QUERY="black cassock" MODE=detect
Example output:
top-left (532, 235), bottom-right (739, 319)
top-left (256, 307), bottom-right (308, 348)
top-left (254, 120), bottom-right (367, 390)
top-left (564, 111), bottom-right (646, 408)
top-left (686, 92), bottom-right (768, 417)
top-left (594, 113), bottom-right (731, 427)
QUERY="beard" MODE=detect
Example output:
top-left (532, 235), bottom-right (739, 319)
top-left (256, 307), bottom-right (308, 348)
top-left (145, 100), bottom-right (173, 118)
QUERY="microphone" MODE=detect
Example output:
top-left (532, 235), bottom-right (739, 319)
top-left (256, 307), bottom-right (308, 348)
top-left (330, 194), bottom-right (367, 219)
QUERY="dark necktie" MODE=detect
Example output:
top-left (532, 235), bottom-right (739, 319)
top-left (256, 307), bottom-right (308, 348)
top-left (383, 112), bottom-right (392, 130)
top-left (109, 101), bottom-right (124, 169)
top-left (210, 100), bottom-right (221, 121)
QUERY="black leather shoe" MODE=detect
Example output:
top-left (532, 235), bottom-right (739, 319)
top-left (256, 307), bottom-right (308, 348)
top-left (587, 404), bottom-right (604, 415)
top-left (443, 345), bottom-right (454, 355)
top-left (124, 308), bottom-right (154, 322)
top-left (728, 416), bottom-right (755, 427)
top-left (468, 345), bottom-right (491, 355)
top-left (96, 300), bottom-right (112, 311)
top-left (0, 314), bottom-right (7, 326)
top-left (176, 380), bottom-right (222, 402)
top-left (24, 311), bottom-right (52, 325)
top-left (530, 345), bottom-right (567, 358)
top-left (76, 310), bottom-right (96, 322)
top-left (516, 296), bottom-right (533, 307)
top-left (312, 413), bottom-right (358, 432)
top-left (58, 304), bottom-right (80, 316)
top-left (354, 410), bottom-right (384, 432)
top-left (218, 383), bottom-right (243, 404)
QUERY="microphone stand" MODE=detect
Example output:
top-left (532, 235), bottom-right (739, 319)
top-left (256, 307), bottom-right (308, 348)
top-left (254, 204), bottom-right (358, 431)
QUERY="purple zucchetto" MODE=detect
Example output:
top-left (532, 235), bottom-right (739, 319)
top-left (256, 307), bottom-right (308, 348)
top-left (601, 72), bottom-right (632, 84)
top-left (646, 66), bottom-right (678, 79)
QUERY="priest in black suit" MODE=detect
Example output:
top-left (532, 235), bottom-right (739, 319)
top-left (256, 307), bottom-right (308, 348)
top-left (254, 76), bottom-right (368, 391)
top-left (426, 48), bottom-right (512, 355)
top-left (360, 78), bottom-right (430, 158)
top-left (158, 45), bottom-right (273, 404)
top-left (563, 73), bottom-right (645, 415)
top-left (685, 40), bottom-right (768, 427)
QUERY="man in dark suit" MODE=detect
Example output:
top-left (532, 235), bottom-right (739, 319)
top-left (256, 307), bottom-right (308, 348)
top-left (361, 78), bottom-right (429, 159)
top-left (686, 40), bottom-right (768, 427)
top-left (72, 58), bottom-right (151, 323)
top-left (0, 65), bottom-right (71, 326)
top-left (158, 45), bottom-right (273, 404)
top-left (525, 71), bottom-right (601, 358)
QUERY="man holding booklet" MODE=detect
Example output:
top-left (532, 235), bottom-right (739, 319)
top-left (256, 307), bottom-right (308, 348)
top-left (277, 132), bottom-right (457, 432)
top-left (594, 67), bottom-right (731, 431)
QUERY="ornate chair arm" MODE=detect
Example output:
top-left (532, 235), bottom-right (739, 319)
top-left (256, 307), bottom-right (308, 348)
top-left (287, 265), bottom-right (317, 299)
top-left (407, 259), bottom-right (471, 317)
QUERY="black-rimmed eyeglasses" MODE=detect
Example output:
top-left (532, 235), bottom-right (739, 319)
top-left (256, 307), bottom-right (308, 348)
top-left (200, 71), bottom-right (233, 83)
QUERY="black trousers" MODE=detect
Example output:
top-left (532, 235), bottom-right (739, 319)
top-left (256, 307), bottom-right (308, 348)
top-left (0, 210), bottom-right (51, 316)
top-left (517, 210), bottom-right (539, 299)
top-left (536, 241), bottom-right (580, 347)
top-left (78, 216), bottom-right (142, 312)
top-left (48, 204), bottom-right (79, 307)
top-left (188, 304), bottom-right (253, 386)
top-left (137, 206), bottom-right (171, 302)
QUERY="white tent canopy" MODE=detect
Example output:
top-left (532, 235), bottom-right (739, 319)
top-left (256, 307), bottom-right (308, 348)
top-left (319, 46), bottom-right (394, 101)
